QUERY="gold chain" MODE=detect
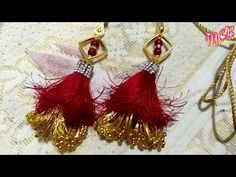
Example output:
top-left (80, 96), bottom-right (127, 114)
top-left (94, 22), bottom-right (108, 38)
top-left (195, 22), bottom-right (236, 130)
top-left (193, 22), bottom-right (212, 35)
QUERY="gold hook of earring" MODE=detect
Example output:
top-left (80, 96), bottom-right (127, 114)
top-left (156, 22), bottom-right (164, 35)
top-left (94, 22), bottom-right (108, 38)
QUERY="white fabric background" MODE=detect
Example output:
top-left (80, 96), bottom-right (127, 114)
top-left (0, 22), bottom-right (235, 154)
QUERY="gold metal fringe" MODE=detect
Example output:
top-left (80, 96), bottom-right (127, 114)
top-left (26, 108), bottom-right (88, 153)
top-left (95, 112), bottom-right (166, 151)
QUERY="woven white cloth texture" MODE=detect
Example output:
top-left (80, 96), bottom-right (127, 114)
top-left (0, 22), bottom-right (235, 154)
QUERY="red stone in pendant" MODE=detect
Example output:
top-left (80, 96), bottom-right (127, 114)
top-left (154, 38), bottom-right (163, 46)
top-left (90, 39), bottom-right (100, 48)
top-left (88, 47), bottom-right (97, 56)
top-left (154, 47), bottom-right (162, 56)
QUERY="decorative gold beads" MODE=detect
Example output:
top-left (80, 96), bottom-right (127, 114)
top-left (26, 109), bottom-right (88, 153)
top-left (95, 112), bottom-right (166, 151)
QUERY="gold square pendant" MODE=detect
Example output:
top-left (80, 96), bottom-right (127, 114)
top-left (79, 37), bottom-right (108, 64)
top-left (143, 34), bottom-right (173, 64)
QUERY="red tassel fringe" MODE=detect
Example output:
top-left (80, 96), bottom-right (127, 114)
top-left (33, 72), bottom-right (95, 128)
top-left (102, 70), bottom-right (185, 129)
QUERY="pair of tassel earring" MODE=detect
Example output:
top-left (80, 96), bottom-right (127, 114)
top-left (26, 22), bottom-right (186, 153)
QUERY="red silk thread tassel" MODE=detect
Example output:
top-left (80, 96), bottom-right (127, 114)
top-left (95, 62), bottom-right (186, 151)
top-left (26, 60), bottom-right (95, 153)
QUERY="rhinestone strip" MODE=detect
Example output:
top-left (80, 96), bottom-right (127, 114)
top-left (74, 60), bottom-right (93, 78)
top-left (141, 61), bottom-right (159, 75)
